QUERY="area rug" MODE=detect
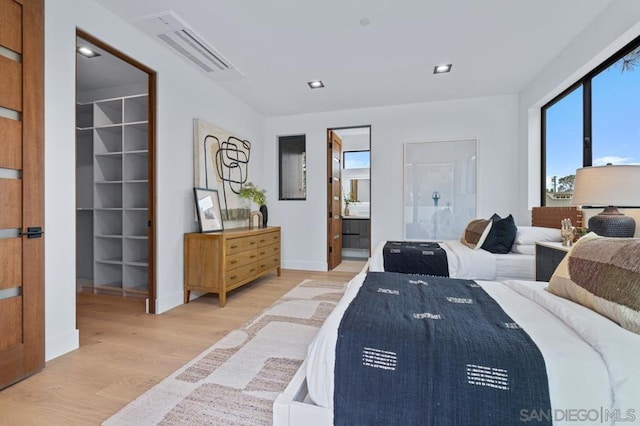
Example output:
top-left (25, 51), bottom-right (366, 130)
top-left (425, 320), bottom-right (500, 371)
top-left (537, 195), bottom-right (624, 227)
top-left (103, 279), bottom-right (346, 426)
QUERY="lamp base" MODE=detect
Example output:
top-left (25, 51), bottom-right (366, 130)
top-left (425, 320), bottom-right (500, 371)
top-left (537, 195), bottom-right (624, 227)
top-left (588, 206), bottom-right (636, 237)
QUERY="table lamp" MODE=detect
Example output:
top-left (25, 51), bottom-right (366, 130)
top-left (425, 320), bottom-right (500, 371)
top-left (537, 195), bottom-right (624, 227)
top-left (571, 164), bottom-right (640, 237)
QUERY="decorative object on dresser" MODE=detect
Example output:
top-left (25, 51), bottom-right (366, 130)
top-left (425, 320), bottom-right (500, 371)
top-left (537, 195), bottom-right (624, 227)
top-left (193, 187), bottom-right (224, 233)
top-left (248, 210), bottom-right (263, 229)
top-left (183, 226), bottom-right (281, 307)
top-left (239, 181), bottom-right (268, 227)
top-left (571, 164), bottom-right (640, 237)
top-left (535, 241), bottom-right (570, 282)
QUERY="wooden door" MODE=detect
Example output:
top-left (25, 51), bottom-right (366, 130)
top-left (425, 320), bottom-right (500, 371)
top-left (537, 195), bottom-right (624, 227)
top-left (0, 0), bottom-right (45, 390)
top-left (327, 131), bottom-right (342, 269)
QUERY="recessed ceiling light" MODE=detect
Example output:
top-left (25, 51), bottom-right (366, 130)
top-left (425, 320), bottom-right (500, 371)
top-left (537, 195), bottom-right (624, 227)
top-left (307, 80), bottom-right (325, 89)
top-left (77, 46), bottom-right (101, 58)
top-left (433, 64), bottom-right (452, 74)
top-left (360, 17), bottom-right (370, 26)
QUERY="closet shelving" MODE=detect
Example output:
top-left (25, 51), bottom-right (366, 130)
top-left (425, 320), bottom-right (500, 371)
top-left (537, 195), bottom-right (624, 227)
top-left (76, 93), bottom-right (149, 298)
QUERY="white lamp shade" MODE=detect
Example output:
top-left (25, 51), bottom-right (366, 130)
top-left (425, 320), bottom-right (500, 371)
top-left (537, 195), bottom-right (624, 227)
top-left (572, 165), bottom-right (640, 207)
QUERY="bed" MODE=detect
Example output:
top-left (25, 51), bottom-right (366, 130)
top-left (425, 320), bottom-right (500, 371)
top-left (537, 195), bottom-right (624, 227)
top-left (369, 239), bottom-right (540, 280)
top-left (274, 233), bottom-right (640, 426)
top-left (368, 207), bottom-right (583, 281)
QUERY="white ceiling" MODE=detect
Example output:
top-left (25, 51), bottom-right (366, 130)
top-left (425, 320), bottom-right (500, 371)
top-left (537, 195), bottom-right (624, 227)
top-left (90, 0), bottom-right (614, 117)
top-left (76, 37), bottom-right (147, 94)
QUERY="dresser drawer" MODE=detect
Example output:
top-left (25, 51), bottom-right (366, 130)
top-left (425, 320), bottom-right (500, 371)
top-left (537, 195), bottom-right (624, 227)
top-left (227, 262), bottom-right (258, 286)
top-left (226, 249), bottom-right (258, 271)
top-left (258, 254), bottom-right (280, 273)
top-left (258, 242), bottom-right (280, 259)
top-left (226, 236), bottom-right (258, 255)
top-left (258, 231), bottom-right (280, 247)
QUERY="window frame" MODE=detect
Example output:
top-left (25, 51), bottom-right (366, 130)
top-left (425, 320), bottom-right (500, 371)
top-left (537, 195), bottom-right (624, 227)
top-left (541, 34), bottom-right (640, 205)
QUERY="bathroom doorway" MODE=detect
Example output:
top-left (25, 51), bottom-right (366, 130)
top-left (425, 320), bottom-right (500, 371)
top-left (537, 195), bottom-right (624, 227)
top-left (326, 125), bottom-right (371, 271)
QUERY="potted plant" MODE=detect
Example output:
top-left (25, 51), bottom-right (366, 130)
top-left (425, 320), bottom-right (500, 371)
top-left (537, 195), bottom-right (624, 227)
top-left (239, 182), bottom-right (268, 227)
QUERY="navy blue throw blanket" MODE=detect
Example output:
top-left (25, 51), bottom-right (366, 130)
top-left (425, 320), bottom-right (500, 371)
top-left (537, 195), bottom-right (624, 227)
top-left (334, 272), bottom-right (551, 426)
top-left (383, 241), bottom-right (449, 276)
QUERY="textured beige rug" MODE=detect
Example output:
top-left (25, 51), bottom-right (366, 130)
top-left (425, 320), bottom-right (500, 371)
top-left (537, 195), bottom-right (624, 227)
top-left (103, 279), bottom-right (346, 426)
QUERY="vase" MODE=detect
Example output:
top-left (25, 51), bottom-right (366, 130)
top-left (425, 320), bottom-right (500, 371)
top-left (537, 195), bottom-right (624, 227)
top-left (344, 204), bottom-right (350, 216)
top-left (259, 204), bottom-right (268, 227)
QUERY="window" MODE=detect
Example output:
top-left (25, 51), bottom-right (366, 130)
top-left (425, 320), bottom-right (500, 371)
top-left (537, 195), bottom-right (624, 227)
top-left (542, 36), bottom-right (640, 205)
top-left (343, 150), bottom-right (370, 169)
top-left (542, 86), bottom-right (583, 205)
top-left (278, 135), bottom-right (306, 200)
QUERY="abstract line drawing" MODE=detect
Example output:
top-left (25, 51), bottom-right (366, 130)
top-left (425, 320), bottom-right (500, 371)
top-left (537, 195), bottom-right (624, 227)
top-left (194, 119), bottom-right (252, 221)
top-left (204, 135), bottom-right (251, 216)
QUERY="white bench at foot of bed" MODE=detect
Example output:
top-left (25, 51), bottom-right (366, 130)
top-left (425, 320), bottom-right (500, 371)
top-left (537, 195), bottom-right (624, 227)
top-left (273, 359), bottom-right (332, 426)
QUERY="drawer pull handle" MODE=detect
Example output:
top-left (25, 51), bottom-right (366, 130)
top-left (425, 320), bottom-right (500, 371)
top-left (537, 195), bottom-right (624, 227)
top-left (250, 268), bottom-right (256, 273)
top-left (230, 260), bottom-right (237, 264)
top-left (259, 239), bottom-right (266, 243)
top-left (260, 264), bottom-right (266, 268)
top-left (230, 245), bottom-right (238, 249)
top-left (230, 275), bottom-right (238, 280)
top-left (250, 241), bottom-right (256, 245)
top-left (251, 255), bottom-right (256, 259)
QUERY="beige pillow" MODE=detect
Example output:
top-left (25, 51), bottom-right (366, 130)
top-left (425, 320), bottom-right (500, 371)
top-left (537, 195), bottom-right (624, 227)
top-left (547, 232), bottom-right (640, 334)
top-left (460, 219), bottom-right (492, 250)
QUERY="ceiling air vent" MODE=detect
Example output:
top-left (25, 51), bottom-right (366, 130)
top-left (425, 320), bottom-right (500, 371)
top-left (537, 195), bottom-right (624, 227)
top-left (136, 11), bottom-right (243, 81)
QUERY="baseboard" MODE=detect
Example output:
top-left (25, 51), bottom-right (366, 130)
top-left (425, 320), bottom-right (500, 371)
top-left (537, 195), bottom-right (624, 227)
top-left (45, 328), bottom-right (79, 361)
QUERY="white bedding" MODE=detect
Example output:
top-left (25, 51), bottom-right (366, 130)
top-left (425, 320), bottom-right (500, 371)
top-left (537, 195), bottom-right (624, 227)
top-left (370, 240), bottom-right (534, 280)
top-left (495, 252), bottom-right (535, 281)
top-left (306, 273), bottom-right (640, 424)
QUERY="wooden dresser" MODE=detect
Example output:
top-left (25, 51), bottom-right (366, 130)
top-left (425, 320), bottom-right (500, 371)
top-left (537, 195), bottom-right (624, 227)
top-left (184, 226), bottom-right (281, 307)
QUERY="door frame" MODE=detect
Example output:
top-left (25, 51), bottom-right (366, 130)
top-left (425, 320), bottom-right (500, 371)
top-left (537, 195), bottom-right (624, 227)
top-left (75, 29), bottom-right (158, 313)
top-left (326, 125), bottom-right (372, 268)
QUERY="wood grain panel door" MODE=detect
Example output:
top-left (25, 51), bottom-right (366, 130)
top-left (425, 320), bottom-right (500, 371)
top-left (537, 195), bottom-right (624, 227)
top-left (327, 131), bottom-right (342, 270)
top-left (0, 0), bottom-right (45, 390)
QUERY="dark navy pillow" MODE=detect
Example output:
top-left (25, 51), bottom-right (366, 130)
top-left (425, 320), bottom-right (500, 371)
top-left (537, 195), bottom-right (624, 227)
top-left (481, 214), bottom-right (517, 254)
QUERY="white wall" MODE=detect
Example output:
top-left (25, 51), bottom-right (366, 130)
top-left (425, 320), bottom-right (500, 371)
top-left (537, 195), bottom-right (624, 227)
top-left (265, 94), bottom-right (519, 271)
top-left (340, 133), bottom-right (370, 152)
top-left (44, 0), bottom-right (265, 360)
top-left (517, 0), bottom-right (640, 220)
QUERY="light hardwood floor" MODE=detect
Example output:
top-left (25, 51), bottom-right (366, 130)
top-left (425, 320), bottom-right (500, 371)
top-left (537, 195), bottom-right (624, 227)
top-left (0, 268), bottom-right (361, 425)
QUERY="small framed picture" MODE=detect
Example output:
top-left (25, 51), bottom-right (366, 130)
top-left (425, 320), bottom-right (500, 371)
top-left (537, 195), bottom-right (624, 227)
top-left (193, 187), bottom-right (224, 233)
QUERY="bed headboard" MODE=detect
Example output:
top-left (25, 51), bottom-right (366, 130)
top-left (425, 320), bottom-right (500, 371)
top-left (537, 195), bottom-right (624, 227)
top-left (531, 206), bottom-right (583, 229)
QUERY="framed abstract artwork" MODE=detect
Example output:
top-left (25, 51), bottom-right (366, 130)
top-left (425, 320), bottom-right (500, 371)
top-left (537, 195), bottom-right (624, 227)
top-left (193, 118), bottom-right (252, 222)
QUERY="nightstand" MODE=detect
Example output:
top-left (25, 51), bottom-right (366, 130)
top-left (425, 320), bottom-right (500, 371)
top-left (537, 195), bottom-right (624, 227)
top-left (535, 241), bottom-right (571, 282)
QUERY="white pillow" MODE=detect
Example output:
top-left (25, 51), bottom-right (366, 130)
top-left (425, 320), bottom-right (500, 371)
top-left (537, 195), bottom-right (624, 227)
top-left (511, 244), bottom-right (535, 255)
top-left (513, 226), bottom-right (561, 245)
